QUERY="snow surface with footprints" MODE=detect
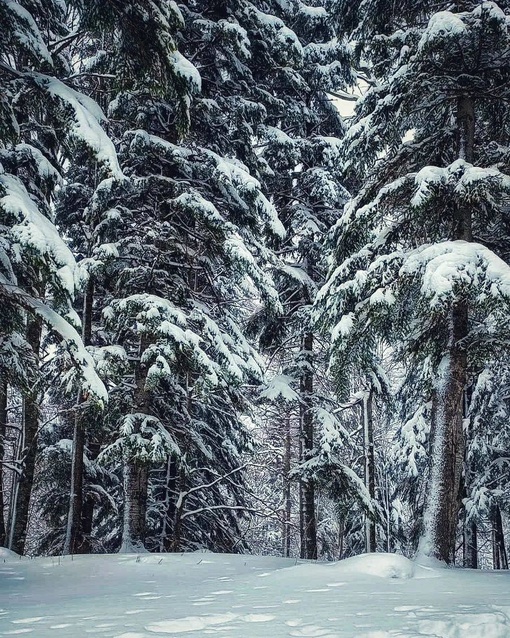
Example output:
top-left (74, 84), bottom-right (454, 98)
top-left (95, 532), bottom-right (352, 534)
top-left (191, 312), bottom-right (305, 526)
top-left (1, 548), bottom-right (510, 637)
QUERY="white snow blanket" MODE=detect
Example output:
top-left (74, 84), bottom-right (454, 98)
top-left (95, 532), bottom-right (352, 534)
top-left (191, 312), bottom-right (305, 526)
top-left (0, 550), bottom-right (509, 637)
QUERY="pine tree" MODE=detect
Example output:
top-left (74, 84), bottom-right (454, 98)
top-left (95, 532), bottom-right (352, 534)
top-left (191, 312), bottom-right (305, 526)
top-left (64, 0), bottom-right (293, 552)
top-left (243, 0), bottom-right (373, 559)
top-left (1, 0), bottom-right (110, 554)
top-left (318, 0), bottom-right (510, 563)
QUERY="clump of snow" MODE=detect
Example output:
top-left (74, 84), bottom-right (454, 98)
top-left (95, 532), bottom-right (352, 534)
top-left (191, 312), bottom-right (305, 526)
top-left (419, 11), bottom-right (467, 50)
top-left (330, 552), bottom-right (435, 580)
top-left (400, 240), bottom-right (510, 308)
top-left (5, 0), bottom-right (53, 64)
top-left (0, 546), bottom-right (20, 560)
top-left (32, 74), bottom-right (122, 178)
top-left (260, 374), bottom-right (299, 402)
top-left (331, 312), bottom-right (355, 342)
top-left (1, 173), bottom-right (77, 296)
top-left (473, 1), bottom-right (507, 25)
top-left (169, 50), bottom-right (201, 93)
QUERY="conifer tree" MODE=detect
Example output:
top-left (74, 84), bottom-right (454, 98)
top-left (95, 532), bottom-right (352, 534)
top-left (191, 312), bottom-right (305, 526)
top-left (0, 0), bottom-right (109, 554)
top-left (62, 0), bottom-right (291, 552)
top-left (318, 0), bottom-right (510, 563)
top-left (244, 0), bottom-right (367, 559)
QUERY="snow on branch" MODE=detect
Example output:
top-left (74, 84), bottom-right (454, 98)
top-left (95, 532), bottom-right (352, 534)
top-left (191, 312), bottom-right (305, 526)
top-left (3, 0), bottom-right (53, 64)
top-left (418, 11), bottom-right (467, 51)
top-left (0, 172), bottom-right (77, 296)
top-left (31, 73), bottom-right (123, 178)
top-left (0, 273), bottom-right (107, 403)
top-left (400, 240), bottom-right (510, 309)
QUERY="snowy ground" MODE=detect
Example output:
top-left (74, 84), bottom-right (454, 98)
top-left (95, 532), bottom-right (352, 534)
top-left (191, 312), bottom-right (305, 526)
top-left (1, 548), bottom-right (510, 637)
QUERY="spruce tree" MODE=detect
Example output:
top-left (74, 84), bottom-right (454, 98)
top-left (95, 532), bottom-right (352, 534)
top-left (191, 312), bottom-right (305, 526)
top-left (1, 0), bottom-right (109, 554)
top-left (318, 0), bottom-right (510, 563)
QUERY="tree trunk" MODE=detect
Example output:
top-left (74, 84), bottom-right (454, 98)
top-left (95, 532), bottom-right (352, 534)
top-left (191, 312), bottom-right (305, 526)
top-left (283, 413), bottom-right (292, 558)
top-left (80, 440), bottom-right (100, 553)
top-left (463, 520), bottom-right (478, 569)
top-left (363, 389), bottom-right (376, 553)
top-left (171, 464), bottom-right (187, 553)
top-left (10, 316), bottom-right (42, 555)
top-left (0, 377), bottom-right (7, 547)
top-left (122, 460), bottom-right (149, 552)
top-left (419, 96), bottom-right (474, 564)
top-left (299, 330), bottom-right (317, 560)
top-left (159, 455), bottom-right (176, 552)
top-left (462, 390), bottom-right (477, 569)
top-left (121, 335), bottom-right (150, 552)
top-left (421, 314), bottom-right (467, 563)
top-left (64, 276), bottom-right (94, 555)
top-left (492, 504), bottom-right (508, 570)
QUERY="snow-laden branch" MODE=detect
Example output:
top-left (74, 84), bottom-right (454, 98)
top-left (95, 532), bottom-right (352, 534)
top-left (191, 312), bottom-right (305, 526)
top-left (181, 504), bottom-right (257, 520)
top-left (0, 274), bottom-right (107, 403)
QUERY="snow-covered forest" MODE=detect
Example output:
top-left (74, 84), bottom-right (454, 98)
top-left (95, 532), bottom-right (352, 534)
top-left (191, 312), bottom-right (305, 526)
top-left (1, 0), bottom-right (510, 573)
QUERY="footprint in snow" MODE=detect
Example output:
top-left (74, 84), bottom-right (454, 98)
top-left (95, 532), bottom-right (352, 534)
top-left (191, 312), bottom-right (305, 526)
top-left (289, 625), bottom-right (339, 637)
top-left (146, 612), bottom-right (238, 633)
top-left (241, 614), bottom-right (275, 622)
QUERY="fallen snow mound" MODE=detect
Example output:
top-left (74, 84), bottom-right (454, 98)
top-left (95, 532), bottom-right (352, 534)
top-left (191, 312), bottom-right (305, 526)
top-left (330, 552), bottom-right (437, 580)
top-left (0, 547), bottom-right (19, 560)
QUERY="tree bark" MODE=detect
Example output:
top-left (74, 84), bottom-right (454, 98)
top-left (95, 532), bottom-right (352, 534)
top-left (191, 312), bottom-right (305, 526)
top-left (0, 377), bottom-right (7, 547)
top-left (492, 504), bottom-right (508, 570)
top-left (363, 389), bottom-right (376, 553)
top-left (463, 519), bottom-right (478, 569)
top-left (283, 412), bottom-right (292, 558)
top-left (80, 440), bottom-right (100, 553)
top-left (64, 276), bottom-right (94, 555)
top-left (420, 95), bottom-right (474, 564)
top-left (462, 388), bottom-right (477, 569)
top-left (121, 335), bottom-right (150, 552)
top-left (10, 316), bottom-right (42, 555)
top-left (299, 330), bottom-right (317, 560)
top-left (159, 454), bottom-right (177, 552)
top-left (122, 459), bottom-right (149, 551)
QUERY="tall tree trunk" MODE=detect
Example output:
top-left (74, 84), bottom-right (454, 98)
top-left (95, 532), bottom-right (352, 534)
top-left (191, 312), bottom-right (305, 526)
top-left (462, 391), bottom-right (477, 569)
top-left (80, 440), bottom-right (100, 553)
top-left (171, 464), bottom-right (187, 552)
top-left (170, 379), bottom-right (194, 552)
top-left (363, 388), bottom-right (376, 553)
top-left (122, 460), bottom-right (149, 552)
top-left (463, 519), bottom-right (478, 569)
top-left (159, 455), bottom-right (177, 552)
top-left (283, 413), bottom-right (292, 558)
top-left (64, 277), bottom-right (94, 555)
top-left (420, 96), bottom-right (474, 563)
top-left (121, 335), bottom-right (150, 552)
top-left (10, 316), bottom-right (42, 555)
top-left (492, 504), bottom-right (508, 570)
top-left (0, 377), bottom-right (7, 547)
top-left (299, 330), bottom-right (317, 560)
top-left (422, 309), bottom-right (467, 563)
